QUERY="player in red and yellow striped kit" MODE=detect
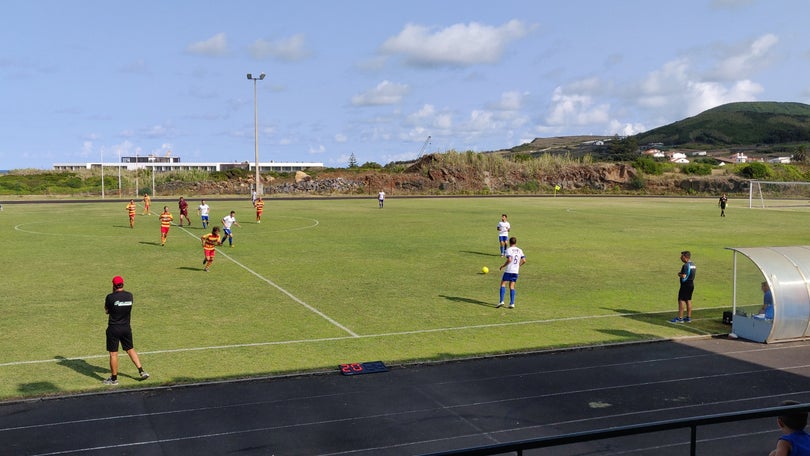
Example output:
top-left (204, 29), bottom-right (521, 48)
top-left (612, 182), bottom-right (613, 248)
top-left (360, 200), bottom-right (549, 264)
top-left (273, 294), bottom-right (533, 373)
top-left (126, 200), bottom-right (137, 228)
top-left (254, 197), bottom-right (264, 223)
top-left (201, 227), bottom-right (222, 272)
top-left (159, 206), bottom-right (173, 246)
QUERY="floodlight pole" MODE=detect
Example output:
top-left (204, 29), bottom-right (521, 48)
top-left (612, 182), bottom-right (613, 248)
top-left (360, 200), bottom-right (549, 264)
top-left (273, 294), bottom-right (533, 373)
top-left (117, 150), bottom-right (121, 196)
top-left (135, 151), bottom-right (139, 197)
top-left (100, 149), bottom-right (105, 199)
top-left (247, 72), bottom-right (266, 195)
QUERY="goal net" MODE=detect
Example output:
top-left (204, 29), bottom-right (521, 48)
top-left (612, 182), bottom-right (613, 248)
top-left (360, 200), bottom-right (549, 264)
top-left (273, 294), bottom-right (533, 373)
top-left (748, 180), bottom-right (810, 209)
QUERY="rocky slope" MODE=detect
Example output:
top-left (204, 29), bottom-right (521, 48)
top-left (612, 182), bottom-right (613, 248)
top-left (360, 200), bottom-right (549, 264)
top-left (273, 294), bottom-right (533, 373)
top-left (160, 154), bottom-right (747, 197)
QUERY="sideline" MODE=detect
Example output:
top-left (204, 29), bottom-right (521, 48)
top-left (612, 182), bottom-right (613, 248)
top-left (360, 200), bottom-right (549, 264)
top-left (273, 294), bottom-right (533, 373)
top-left (0, 306), bottom-right (730, 368)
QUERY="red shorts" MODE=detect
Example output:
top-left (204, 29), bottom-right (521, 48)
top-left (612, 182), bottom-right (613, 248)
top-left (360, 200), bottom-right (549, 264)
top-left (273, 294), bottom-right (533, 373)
top-left (205, 250), bottom-right (216, 259)
top-left (161, 226), bottom-right (170, 234)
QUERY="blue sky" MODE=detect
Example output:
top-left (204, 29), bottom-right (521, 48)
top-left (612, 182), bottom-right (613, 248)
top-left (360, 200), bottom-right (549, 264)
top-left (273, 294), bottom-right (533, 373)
top-left (2, 0), bottom-right (810, 170)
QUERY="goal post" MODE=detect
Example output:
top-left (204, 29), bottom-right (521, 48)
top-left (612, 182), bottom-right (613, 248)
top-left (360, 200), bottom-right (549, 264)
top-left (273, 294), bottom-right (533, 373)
top-left (748, 180), bottom-right (810, 208)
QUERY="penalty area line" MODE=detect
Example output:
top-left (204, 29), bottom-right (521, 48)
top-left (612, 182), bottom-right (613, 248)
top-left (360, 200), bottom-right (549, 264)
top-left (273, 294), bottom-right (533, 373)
top-left (177, 226), bottom-right (359, 338)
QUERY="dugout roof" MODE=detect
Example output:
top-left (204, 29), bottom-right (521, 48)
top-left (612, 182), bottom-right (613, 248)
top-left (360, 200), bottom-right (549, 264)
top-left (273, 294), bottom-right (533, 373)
top-left (727, 246), bottom-right (810, 343)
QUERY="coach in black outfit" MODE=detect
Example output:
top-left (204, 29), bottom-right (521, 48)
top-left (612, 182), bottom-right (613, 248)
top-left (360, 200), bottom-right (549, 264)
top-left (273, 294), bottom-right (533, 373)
top-left (103, 275), bottom-right (149, 385)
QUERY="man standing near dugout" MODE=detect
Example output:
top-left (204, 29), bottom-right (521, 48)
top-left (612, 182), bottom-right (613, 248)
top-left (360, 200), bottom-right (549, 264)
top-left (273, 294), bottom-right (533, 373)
top-left (670, 250), bottom-right (696, 323)
top-left (103, 276), bottom-right (149, 385)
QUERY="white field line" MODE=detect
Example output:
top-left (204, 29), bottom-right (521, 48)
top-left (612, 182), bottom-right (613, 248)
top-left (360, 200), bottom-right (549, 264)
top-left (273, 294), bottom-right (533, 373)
top-left (177, 224), bottom-right (359, 338)
top-left (7, 206), bottom-right (722, 368)
top-left (0, 306), bottom-right (731, 368)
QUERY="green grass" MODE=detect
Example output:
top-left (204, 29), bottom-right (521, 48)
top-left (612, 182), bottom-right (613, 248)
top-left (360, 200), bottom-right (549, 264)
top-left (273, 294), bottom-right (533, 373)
top-left (0, 196), bottom-right (804, 400)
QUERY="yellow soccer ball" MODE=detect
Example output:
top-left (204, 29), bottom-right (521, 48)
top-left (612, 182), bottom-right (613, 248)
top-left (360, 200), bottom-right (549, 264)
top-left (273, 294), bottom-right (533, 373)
top-left (482, 266), bottom-right (489, 274)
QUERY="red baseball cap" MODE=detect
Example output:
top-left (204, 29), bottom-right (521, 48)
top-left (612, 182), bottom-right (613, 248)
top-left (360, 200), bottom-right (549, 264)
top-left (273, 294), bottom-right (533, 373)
top-left (112, 276), bottom-right (124, 286)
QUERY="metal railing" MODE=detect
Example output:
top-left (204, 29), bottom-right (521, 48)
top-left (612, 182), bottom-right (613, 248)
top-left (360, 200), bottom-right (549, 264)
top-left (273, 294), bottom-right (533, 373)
top-left (422, 403), bottom-right (810, 456)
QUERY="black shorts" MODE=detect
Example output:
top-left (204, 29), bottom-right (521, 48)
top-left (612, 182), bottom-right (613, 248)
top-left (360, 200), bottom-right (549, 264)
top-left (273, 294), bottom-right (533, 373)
top-left (678, 283), bottom-right (694, 301)
top-left (106, 325), bottom-right (134, 352)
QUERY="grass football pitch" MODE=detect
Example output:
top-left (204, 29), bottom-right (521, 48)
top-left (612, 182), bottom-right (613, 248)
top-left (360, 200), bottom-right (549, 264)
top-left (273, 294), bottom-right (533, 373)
top-left (0, 195), bottom-right (803, 400)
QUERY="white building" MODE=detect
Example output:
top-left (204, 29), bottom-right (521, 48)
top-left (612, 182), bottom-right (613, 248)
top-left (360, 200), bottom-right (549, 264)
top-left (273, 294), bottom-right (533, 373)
top-left (731, 153), bottom-right (748, 163)
top-left (668, 152), bottom-right (689, 163)
top-left (54, 157), bottom-right (324, 173)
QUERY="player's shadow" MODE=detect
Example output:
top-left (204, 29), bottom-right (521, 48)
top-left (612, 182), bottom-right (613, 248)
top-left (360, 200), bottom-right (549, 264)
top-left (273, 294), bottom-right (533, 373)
top-left (18, 382), bottom-right (61, 395)
top-left (602, 307), bottom-right (719, 335)
top-left (596, 329), bottom-right (658, 340)
top-left (114, 225), bottom-right (134, 229)
top-left (439, 295), bottom-right (492, 308)
top-left (138, 241), bottom-right (163, 246)
top-left (177, 266), bottom-right (204, 271)
top-left (55, 355), bottom-right (107, 381)
top-left (460, 250), bottom-right (501, 257)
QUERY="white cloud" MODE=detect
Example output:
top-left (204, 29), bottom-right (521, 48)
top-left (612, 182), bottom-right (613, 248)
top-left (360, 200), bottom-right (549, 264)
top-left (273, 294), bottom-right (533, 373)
top-left (711, 33), bottom-right (779, 80)
top-left (545, 86), bottom-right (610, 126)
top-left (249, 34), bottom-right (311, 61)
top-left (634, 53), bottom-right (765, 120)
top-left (407, 104), bottom-right (436, 122)
top-left (608, 120), bottom-right (646, 136)
top-left (351, 80), bottom-right (409, 106)
top-left (334, 133), bottom-right (348, 143)
top-left (186, 33), bottom-right (228, 56)
top-left (639, 58), bottom-right (690, 104)
top-left (685, 79), bottom-right (763, 115)
top-left (380, 20), bottom-right (531, 66)
top-left (488, 91), bottom-right (527, 111)
top-left (435, 113), bottom-right (453, 130)
top-left (405, 104), bottom-right (454, 132)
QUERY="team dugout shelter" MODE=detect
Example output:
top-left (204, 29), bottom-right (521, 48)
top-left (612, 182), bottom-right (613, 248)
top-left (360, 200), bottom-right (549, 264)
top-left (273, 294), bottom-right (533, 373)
top-left (727, 246), bottom-right (810, 343)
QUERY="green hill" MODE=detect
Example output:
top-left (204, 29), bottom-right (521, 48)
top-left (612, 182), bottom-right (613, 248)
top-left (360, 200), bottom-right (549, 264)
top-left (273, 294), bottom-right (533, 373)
top-left (634, 101), bottom-right (810, 146)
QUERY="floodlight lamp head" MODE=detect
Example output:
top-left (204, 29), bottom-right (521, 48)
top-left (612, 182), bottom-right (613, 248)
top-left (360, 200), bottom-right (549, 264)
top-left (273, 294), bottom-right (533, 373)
top-left (259, 73), bottom-right (266, 80)
top-left (247, 73), bottom-right (252, 79)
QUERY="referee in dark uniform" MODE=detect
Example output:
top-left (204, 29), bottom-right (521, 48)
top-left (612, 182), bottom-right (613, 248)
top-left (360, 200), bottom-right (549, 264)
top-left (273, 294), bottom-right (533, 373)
top-left (103, 276), bottom-right (149, 385)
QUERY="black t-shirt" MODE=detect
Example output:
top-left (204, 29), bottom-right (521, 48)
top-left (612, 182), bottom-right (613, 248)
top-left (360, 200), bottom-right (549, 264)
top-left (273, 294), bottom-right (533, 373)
top-left (105, 290), bottom-right (134, 326)
top-left (679, 262), bottom-right (696, 285)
